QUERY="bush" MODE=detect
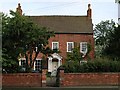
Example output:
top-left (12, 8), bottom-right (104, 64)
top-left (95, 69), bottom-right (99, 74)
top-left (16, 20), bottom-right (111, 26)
top-left (63, 58), bottom-right (120, 73)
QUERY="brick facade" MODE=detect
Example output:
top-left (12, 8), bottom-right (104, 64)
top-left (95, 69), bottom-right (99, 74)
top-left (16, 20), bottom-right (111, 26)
top-left (48, 33), bottom-right (94, 60)
top-left (59, 70), bottom-right (120, 87)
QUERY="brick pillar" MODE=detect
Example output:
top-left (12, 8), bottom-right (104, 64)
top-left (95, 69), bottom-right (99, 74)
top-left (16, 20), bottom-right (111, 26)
top-left (42, 69), bottom-right (47, 87)
top-left (59, 69), bottom-right (64, 87)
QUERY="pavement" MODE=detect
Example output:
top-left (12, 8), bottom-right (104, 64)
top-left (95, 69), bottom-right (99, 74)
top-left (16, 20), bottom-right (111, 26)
top-left (2, 86), bottom-right (120, 90)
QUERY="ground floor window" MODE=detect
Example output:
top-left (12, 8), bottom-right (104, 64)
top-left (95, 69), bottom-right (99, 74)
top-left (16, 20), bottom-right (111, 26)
top-left (35, 60), bottom-right (42, 71)
top-left (19, 58), bottom-right (42, 72)
top-left (21, 60), bottom-right (26, 68)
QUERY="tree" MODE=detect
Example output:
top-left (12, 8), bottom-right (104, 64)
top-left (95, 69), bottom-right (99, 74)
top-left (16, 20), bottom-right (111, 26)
top-left (94, 20), bottom-right (116, 57)
top-left (2, 12), bottom-right (19, 73)
top-left (2, 11), bottom-right (54, 72)
top-left (103, 25), bottom-right (120, 60)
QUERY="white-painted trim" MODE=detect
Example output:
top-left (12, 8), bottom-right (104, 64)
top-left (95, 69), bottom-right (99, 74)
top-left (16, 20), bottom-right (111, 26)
top-left (48, 53), bottom-right (62, 72)
top-left (48, 57), bottom-right (52, 72)
top-left (67, 42), bottom-right (74, 52)
top-left (33, 61), bottom-right (35, 70)
top-left (19, 58), bottom-right (26, 66)
top-left (80, 60), bottom-right (87, 64)
top-left (52, 42), bottom-right (59, 50)
top-left (36, 58), bottom-right (42, 60)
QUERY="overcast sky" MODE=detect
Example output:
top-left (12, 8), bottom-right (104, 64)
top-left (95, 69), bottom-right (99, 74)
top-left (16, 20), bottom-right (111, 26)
top-left (1, 0), bottom-right (118, 26)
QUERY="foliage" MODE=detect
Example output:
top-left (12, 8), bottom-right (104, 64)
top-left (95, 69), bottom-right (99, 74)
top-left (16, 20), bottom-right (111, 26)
top-left (94, 20), bottom-right (116, 57)
top-left (2, 11), bottom-right (54, 73)
top-left (66, 47), bottom-right (83, 63)
top-left (2, 12), bottom-right (20, 73)
top-left (66, 43), bottom-right (92, 63)
top-left (63, 58), bottom-right (120, 73)
top-left (103, 25), bottom-right (120, 60)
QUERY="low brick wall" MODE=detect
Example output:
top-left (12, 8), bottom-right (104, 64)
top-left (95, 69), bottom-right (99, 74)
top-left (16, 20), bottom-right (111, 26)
top-left (59, 70), bottom-right (120, 87)
top-left (2, 73), bottom-right (42, 87)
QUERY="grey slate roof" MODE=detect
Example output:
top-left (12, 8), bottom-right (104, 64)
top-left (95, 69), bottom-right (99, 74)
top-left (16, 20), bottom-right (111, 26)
top-left (29, 15), bottom-right (93, 34)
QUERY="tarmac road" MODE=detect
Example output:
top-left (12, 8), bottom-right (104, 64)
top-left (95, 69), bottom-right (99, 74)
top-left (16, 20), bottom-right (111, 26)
top-left (2, 86), bottom-right (120, 90)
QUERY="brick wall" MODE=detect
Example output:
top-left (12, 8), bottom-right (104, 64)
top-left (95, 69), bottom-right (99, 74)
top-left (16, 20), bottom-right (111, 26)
top-left (59, 70), bottom-right (120, 87)
top-left (2, 73), bottom-right (42, 87)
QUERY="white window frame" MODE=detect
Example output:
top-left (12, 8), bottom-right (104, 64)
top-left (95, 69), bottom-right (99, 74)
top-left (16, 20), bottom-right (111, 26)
top-left (80, 42), bottom-right (88, 54)
top-left (52, 42), bottom-right (59, 50)
top-left (34, 59), bottom-right (42, 71)
top-left (67, 42), bottom-right (74, 52)
top-left (19, 58), bottom-right (26, 66)
top-left (80, 60), bottom-right (87, 64)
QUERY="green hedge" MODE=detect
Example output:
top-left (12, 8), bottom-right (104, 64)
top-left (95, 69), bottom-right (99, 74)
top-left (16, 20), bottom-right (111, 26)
top-left (63, 59), bottom-right (120, 73)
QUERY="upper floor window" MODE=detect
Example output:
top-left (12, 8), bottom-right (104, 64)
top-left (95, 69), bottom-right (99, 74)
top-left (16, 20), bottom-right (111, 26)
top-left (67, 42), bottom-right (74, 52)
top-left (80, 42), bottom-right (88, 54)
top-left (52, 42), bottom-right (59, 50)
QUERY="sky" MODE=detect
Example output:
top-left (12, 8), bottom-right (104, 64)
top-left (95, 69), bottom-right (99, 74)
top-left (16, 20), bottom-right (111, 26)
top-left (1, 0), bottom-right (118, 26)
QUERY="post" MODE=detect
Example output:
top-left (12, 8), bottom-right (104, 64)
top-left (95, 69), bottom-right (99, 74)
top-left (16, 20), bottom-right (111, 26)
top-left (59, 69), bottom-right (64, 87)
top-left (42, 69), bottom-right (47, 87)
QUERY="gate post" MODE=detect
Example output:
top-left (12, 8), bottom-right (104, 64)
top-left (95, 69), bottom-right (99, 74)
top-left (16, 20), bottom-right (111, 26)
top-left (59, 68), bottom-right (64, 87)
top-left (42, 69), bottom-right (47, 87)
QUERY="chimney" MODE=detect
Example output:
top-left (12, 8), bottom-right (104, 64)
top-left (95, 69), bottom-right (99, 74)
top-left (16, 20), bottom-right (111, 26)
top-left (16, 3), bottom-right (22, 15)
top-left (87, 4), bottom-right (92, 19)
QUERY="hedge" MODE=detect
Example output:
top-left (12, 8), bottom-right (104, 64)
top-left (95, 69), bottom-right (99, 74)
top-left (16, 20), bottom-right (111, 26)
top-left (63, 59), bottom-right (120, 73)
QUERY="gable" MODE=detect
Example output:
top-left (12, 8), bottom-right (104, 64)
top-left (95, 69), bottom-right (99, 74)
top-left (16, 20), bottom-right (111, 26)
top-left (29, 16), bottom-right (93, 34)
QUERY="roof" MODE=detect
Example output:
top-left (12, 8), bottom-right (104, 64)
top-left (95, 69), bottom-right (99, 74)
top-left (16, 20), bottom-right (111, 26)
top-left (29, 15), bottom-right (93, 34)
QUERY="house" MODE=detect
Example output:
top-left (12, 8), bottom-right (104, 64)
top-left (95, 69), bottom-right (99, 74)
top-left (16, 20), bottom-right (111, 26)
top-left (115, 0), bottom-right (120, 24)
top-left (17, 3), bottom-right (94, 73)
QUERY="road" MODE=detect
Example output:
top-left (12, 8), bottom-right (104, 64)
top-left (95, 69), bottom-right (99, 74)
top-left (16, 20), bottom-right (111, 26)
top-left (2, 86), bottom-right (120, 90)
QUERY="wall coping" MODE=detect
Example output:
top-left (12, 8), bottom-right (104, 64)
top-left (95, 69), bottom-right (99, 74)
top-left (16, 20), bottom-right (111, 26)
top-left (64, 72), bottom-right (120, 75)
top-left (2, 73), bottom-right (41, 76)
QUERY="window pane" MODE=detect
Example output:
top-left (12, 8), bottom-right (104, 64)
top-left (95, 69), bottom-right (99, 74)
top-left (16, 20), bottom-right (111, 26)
top-left (21, 60), bottom-right (26, 68)
top-left (52, 42), bottom-right (59, 50)
top-left (53, 43), bottom-right (58, 49)
top-left (80, 42), bottom-right (87, 53)
top-left (67, 42), bottom-right (73, 52)
top-left (35, 60), bottom-right (41, 71)
top-left (68, 43), bottom-right (72, 51)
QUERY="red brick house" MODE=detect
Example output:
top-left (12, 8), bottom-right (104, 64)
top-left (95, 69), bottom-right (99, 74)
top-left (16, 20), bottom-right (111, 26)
top-left (17, 3), bottom-right (94, 72)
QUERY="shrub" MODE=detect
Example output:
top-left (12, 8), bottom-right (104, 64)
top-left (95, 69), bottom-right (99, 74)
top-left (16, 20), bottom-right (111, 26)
top-left (63, 58), bottom-right (120, 73)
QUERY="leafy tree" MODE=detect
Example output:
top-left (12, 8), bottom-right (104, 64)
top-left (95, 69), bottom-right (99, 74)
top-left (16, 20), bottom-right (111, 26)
top-left (2, 11), bottom-right (54, 72)
top-left (2, 12), bottom-right (19, 73)
top-left (94, 20), bottom-right (116, 57)
top-left (103, 25), bottom-right (120, 60)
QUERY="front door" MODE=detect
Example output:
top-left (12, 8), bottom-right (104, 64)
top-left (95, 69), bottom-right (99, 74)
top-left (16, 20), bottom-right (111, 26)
top-left (52, 61), bottom-right (58, 72)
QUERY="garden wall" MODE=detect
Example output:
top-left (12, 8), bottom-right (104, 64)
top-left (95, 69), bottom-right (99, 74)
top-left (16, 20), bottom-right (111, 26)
top-left (59, 70), bottom-right (120, 87)
top-left (2, 73), bottom-right (42, 87)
